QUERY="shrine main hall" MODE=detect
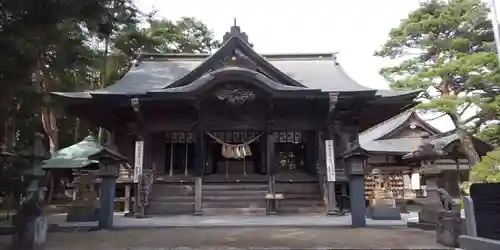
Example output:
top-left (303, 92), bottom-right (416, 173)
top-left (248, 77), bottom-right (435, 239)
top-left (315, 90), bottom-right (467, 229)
top-left (51, 24), bottom-right (491, 223)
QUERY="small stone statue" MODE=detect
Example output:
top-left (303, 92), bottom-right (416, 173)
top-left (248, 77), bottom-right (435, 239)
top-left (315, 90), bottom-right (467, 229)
top-left (437, 188), bottom-right (459, 211)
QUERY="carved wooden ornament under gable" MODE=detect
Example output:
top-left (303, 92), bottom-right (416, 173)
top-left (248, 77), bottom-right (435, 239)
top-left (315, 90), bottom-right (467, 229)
top-left (214, 49), bottom-right (258, 70)
top-left (214, 85), bottom-right (256, 105)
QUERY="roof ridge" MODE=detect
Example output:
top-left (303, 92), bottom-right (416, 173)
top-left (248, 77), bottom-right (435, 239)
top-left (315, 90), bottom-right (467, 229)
top-left (262, 53), bottom-right (338, 60)
top-left (359, 109), bottom-right (414, 136)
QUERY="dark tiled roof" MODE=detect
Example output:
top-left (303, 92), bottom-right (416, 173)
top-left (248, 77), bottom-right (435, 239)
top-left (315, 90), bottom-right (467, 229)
top-left (52, 52), bottom-right (419, 99)
top-left (359, 110), bottom-right (414, 144)
top-left (104, 59), bottom-right (203, 94)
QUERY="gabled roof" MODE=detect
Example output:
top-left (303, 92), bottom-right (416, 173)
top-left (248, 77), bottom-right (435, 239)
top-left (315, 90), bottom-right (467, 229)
top-left (52, 24), bottom-right (420, 100)
top-left (358, 110), bottom-right (494, 156)
top-left (359, 110), bottom-right (440, 144)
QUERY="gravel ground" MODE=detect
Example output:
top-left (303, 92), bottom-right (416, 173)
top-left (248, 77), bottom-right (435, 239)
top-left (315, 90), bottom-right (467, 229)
top-left (40, 227), bottom-right (450, 250)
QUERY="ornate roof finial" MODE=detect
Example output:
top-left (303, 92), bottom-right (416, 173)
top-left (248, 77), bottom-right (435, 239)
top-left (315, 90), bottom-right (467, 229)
top-left (222, 18), bottom-right (253, 47)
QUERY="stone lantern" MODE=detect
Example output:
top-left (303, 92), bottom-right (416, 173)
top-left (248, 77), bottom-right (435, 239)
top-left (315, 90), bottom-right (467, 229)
top-left (403, 135), bottom-right (445, 227)
top-left (13, 133), bottom-right (50, 249)
top-left (341, 145), bottom-right (369, 227)
top-left (88, 144), bottom-right (127, 229)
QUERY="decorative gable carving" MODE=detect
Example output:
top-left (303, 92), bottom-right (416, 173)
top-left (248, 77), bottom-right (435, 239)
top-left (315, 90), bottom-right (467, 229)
top-left (214, 85), bottom-right (256, 105)
top-left (215, 49), bottom-right (258, 70)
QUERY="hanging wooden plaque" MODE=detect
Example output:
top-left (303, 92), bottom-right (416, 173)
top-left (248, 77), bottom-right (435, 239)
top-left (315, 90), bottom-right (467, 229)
top-left (171, 132), bottom-right (178, 143)
top-left (186, 132), bottom-right (194, 143)
top-left (178, 132), bottom-right (186, 143)
top-left (287, 132), bottom-right (294, 143)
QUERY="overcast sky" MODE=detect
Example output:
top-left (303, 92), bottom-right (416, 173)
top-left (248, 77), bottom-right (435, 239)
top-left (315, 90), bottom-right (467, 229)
top-left (134, 0), bottom-right (500, 131)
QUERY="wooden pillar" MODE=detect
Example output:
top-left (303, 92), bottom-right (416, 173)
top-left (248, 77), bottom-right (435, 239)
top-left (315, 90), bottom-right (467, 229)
top-left (266, 122), bottom-right (277, 215)
top-left (193, 124), bottom-right (204, 215)
top-left (124, 184), bottom-right (131, 213)
top-left (317, 131), bottom-right (327, 206)
top-left (326, 124), bottom-right (341, 215)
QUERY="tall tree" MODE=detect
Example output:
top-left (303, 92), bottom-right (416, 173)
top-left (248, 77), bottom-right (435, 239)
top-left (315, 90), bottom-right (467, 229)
top-left (0, 0), bottom-right (140, 150)
top-left (375, 0), bottom-right (500, 173)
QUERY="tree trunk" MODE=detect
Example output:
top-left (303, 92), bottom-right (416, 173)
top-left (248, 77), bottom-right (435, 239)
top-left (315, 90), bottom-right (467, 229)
top-left (97, 31), bottom-right (110, 145)
top-left (74, 118), bottom-right (80, 143)
top-left (98, 127), bottom-right (107, 144)
top-left (457, 128), bottom-right (481, 166)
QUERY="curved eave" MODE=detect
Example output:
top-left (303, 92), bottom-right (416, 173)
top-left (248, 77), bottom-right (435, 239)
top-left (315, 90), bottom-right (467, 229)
top-left (374, 89), bottom-right (422, 101)
top-left (147, 67), bottom-right (323, 99)
top-left (439, 134), bottom-right (494, 157)
top-left (167, 36), bottom-right (307, 89)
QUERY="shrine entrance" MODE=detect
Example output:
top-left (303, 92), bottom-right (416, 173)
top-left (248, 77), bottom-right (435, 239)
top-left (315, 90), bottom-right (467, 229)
top-left (204, 131), bottom-right (265, 177)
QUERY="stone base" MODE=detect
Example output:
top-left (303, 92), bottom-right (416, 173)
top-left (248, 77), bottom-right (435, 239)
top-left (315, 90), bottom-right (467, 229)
top-left (327, 210), bottom-right (345, 216)
top-left (366, 205), bottom-right (401, 220)
top-left (436, 210), bottom-right (462, 247)
top-left (407, 221), bottom-right (436, 231)
top-left (11, 216), bottom-right (48, 250)
top-left (66, 206), bottom-right (98, 222)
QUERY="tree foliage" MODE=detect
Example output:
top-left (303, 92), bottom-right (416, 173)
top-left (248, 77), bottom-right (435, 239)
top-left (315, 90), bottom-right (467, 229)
top-left (0, 1), bottom-right (220, 151)
top-left (375, 0), bottom-right (500, 171)
top-left (471, 149), bottom-right (500, 183)
top-left (0, 1), bottom-right (220, 216)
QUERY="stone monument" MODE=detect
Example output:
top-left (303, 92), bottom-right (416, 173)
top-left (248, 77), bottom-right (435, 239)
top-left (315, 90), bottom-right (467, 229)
top-left (366, 168), bottom-right (401, 220)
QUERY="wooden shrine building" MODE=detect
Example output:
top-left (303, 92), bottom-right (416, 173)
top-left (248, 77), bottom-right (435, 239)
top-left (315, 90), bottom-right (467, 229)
top-left (51, 24), bottom-right (489, 217)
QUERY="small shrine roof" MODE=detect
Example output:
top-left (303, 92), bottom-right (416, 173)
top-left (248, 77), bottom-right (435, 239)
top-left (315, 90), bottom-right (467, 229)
top-left (42, 135), bottom-right (127, 169)
top-left (358, 111), bottom-right (493, 156)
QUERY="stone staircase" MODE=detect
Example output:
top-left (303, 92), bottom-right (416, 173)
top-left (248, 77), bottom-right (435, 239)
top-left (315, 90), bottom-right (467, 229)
top-left (202, 183), bottom-right (268, 215)
top-left (146, 176), bottom-right (324, 216)
top-left (276, 182), bottom-right (325, 214)
top-left (146, 182), bottom-right (195, 215)
top-left (202, 181), bottom-right (324, 215)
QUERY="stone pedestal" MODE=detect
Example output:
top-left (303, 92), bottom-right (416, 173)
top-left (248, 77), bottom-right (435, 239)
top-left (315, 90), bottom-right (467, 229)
top-left (408, 162), bottom-right (443, 230)
top-left (98, 175), bottom-right (116, 229)
top-left (13, 216), bottom-right (48, 250)
top-left (67, 173), bottom-right (99, 222)
top-left (366, 169), bottom-right (401, 220)
top-left (368, 199), bottom-right (401, 220)
top-left (349, 175), bottom-right (366, 227)
top-left (418, 167), bottom-right (442, 226)
top-left (436, 210), bottom-right (462, 247)
top-left (66, 205), bottom-right (99, 222)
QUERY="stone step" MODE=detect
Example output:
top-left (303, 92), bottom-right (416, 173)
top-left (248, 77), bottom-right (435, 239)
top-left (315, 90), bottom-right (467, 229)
top-left (146, 201), bottom-right (194, 215)
top-left (280, 199), bottom-right (324, 206)
top-left (203, 190), bottom-right (267, 196)
top-left (275, 183), bottom-right (320, 194)
top-left (149, 196), bottom-right (194, 202)
top-left (203, 201), bottom-right (266, 209)
top-left (202, 207), bottom-right (266, 216)
top-left (202, 184), bottom-right (268, 191)
top-left (279, 206), bottom-right (325, 214)
top-left (202, 195), bottom-right (264, 202)
top-left (151, 184), bottom-right (194, 196)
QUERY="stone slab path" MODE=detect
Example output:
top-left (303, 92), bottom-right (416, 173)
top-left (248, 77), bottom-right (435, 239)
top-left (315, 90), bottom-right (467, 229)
top-left (41, 227), bottom-right (450, 250)
top-left (47, 212), bottom-right (420, 229)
